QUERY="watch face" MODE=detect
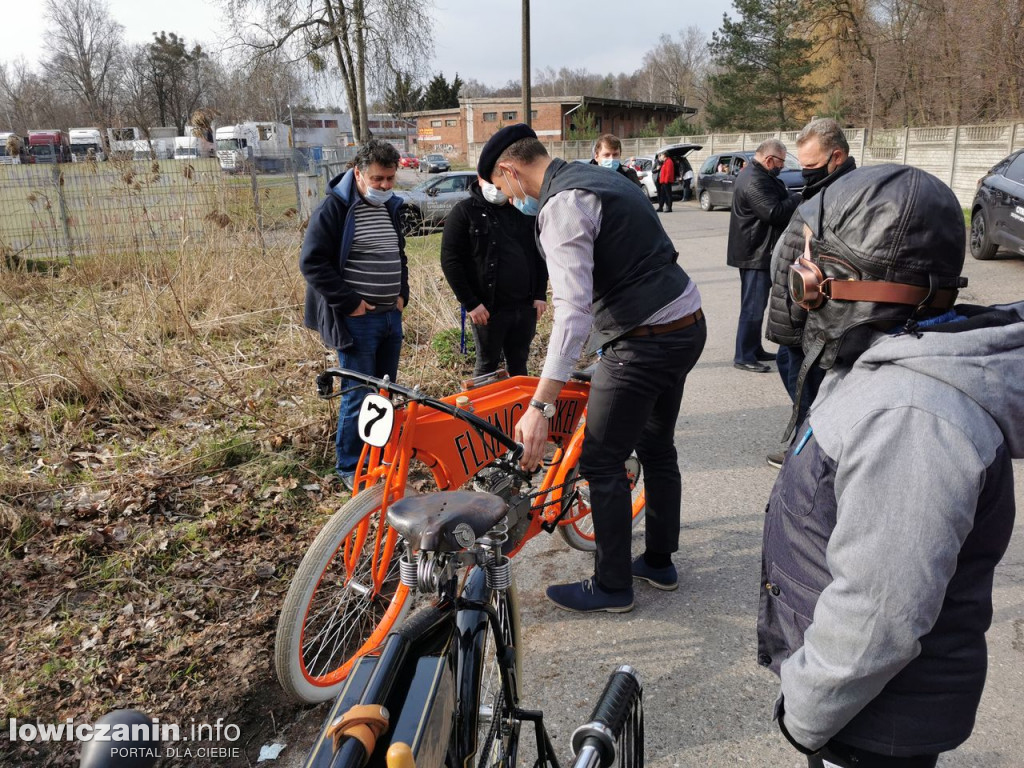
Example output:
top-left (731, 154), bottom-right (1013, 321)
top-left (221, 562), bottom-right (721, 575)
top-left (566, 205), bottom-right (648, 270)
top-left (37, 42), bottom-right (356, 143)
top-left (542, 402), bottom-right (556, 418)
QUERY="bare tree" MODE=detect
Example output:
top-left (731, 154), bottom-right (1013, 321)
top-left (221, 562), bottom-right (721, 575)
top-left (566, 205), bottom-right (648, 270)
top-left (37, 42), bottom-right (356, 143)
top-left (43, 0), bottom-right (124, 124)
top-left (1, 59), bottom-right (78, 132)
top-left (229, 0), bottom-right (434, 142)
top-left (639, 27), bottom-right (710, 108)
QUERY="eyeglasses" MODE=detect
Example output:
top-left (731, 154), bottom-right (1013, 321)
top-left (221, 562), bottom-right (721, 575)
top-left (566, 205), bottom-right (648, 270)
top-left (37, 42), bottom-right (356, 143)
top-left (765, 155), bottom-right (785, 165)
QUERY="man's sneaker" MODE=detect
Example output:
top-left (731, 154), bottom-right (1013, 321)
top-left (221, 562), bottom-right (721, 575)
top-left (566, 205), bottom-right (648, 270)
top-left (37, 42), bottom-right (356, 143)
top-left (545, 578), bottom-right (634, 613)
top-left (766, 450), bottom-right (786, 470)
top-left (338, 472), bottom-right (356, 492)
top-left (631, 555), bottom-right (678, 591)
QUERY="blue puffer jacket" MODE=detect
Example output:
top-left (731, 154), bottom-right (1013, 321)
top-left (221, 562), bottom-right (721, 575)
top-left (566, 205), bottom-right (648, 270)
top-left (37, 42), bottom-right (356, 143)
top-left (299, 170), bottom-right (408, 350)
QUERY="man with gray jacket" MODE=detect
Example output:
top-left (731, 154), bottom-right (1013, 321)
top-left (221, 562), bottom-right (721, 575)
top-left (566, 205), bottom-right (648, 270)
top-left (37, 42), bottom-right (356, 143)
top-left (758, 164), bottom-right (1020, 767)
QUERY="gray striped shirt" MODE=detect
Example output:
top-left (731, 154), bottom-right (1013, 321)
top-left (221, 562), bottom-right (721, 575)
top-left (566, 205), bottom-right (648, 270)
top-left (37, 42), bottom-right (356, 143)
top-left (344, 201), bottom-right (402, 307)
top-left (537, 189), bottom-right (702, 382)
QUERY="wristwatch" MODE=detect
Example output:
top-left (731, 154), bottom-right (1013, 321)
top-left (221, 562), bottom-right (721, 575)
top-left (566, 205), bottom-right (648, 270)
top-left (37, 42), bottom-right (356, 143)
top-left (529, 399), bottom-right (556, 419)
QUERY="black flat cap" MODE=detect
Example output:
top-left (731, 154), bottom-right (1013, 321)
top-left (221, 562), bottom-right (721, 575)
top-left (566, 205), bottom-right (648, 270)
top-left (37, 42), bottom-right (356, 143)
top-left (477, 123), bottom-right (537, 182)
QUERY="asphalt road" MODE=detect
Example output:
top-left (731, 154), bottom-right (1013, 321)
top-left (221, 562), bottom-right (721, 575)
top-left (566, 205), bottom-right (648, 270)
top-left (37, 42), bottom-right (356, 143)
top-left (276, 197), bottom-right (1024, 768)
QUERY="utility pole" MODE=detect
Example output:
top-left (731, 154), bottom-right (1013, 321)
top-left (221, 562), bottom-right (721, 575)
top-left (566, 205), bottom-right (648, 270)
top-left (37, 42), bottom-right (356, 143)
top-left (522, 0), bottom-right (531, 127)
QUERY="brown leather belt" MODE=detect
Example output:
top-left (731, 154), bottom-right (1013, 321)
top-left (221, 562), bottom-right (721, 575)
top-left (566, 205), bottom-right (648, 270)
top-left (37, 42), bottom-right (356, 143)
top-left (623, 307), bottom-right (704, 339)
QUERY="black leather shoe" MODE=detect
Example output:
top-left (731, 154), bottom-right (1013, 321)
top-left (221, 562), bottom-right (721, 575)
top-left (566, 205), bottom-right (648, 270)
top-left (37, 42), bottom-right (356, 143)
top-left (733, 361), bottom-right (771, 373)
top-left (755, 350), bottom-right (777, 362)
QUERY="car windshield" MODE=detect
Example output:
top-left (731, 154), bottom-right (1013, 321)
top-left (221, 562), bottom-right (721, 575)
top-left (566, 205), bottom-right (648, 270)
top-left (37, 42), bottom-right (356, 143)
top-left (783, 154), bottom-right (801, 170)
top-left (411, 178), bottom-right (439, 192)
top-left (427, 154), bottom-right (445, 161)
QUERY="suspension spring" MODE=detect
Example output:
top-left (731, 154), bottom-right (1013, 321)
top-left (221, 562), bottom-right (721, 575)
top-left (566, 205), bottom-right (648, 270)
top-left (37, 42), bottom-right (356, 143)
top-left (399, 551), bottom-right (419, 589)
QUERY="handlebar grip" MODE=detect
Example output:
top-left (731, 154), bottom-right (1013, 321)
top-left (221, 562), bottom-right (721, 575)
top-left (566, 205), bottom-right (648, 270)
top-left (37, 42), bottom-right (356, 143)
top-left (570, 666), bottom-right (642, 768)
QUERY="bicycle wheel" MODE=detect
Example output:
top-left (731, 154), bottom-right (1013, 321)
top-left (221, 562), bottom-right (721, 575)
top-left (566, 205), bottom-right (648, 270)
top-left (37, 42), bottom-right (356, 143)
top-left (473, 581), bottom-right (522, 768)
top-left (274, 484), bottom-right (414, 703)
top-left (558, 454), bottom-right (645, 552)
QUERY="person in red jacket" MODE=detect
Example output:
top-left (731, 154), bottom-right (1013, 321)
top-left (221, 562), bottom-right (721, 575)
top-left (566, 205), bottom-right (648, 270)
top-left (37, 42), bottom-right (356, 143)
top-left (657, 152), bottom-right (676, 213)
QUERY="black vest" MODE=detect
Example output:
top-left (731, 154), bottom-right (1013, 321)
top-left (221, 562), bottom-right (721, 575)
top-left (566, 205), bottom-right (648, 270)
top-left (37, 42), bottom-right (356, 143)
top-left (758, 433), bottom-right (1015, 755)
top-left (538, 159), bottom-right (691, 350)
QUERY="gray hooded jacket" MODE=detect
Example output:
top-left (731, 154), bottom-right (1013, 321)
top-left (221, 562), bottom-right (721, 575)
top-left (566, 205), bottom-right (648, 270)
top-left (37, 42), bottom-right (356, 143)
top-left (758, 301), bottom-right (1023, 756)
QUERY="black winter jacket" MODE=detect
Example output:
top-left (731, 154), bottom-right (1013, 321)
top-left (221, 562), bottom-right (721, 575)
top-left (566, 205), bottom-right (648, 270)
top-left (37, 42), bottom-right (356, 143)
top-left (439, 181), bottom-right (547, 311)
top-left (765, 157), bottom-right (857, 346)
top-left (726, 160), bottom-right (799, 270)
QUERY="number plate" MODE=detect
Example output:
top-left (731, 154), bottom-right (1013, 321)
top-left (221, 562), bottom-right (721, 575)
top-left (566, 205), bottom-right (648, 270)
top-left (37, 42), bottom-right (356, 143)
top-left (357, 394), bottom-right (394, 447)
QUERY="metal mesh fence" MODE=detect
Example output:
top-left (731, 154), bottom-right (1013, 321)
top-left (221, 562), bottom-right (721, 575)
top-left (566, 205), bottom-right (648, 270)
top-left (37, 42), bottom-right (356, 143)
top-left (0, 153), bottom-right (327, 264)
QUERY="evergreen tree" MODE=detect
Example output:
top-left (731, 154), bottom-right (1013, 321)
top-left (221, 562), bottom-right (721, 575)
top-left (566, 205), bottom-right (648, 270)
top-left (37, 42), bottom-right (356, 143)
top-left (706, 0), bottom-right (819, 131)
top-left (421, 72), bottom-right (462, 110)
top-left (382, 71), bottom-right (423, 115)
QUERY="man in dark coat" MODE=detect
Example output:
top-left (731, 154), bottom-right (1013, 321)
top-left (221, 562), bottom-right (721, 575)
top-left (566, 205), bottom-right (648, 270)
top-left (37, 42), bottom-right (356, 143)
top-left (727, 138), bottom-right (799, 372)
top-left (299, 140), bottom-right (408, 491)
top-left (589, 133), bottom-right (642, 187)
top-left (440, 177), bottom-right (548, 376)
top-left (764, 118), bottom-right (858, 467)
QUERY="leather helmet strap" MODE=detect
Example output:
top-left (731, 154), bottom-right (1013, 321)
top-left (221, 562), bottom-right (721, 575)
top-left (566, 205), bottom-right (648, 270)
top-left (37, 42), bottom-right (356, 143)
top-left (828, 280), bottom-right (958, 308)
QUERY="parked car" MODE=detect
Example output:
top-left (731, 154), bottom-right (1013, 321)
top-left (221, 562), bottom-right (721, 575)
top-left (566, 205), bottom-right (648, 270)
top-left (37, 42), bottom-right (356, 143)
top-left (696, 150), bottom-right (803, 211)
top-left (420, 153), bottom-right (451, 173)
top-left (627, 143), bottom-right (702, 201)
top-left (397, 171), bottom-right (476, 235)
top-left (399, 152), bottom-right (419, 169)
top-left (970, 149), bottom-right (1024, 260)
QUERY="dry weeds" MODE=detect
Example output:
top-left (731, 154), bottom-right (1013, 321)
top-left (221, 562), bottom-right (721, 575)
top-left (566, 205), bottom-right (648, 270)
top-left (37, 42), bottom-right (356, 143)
top-left (0, 201), bottom-right (547, 764)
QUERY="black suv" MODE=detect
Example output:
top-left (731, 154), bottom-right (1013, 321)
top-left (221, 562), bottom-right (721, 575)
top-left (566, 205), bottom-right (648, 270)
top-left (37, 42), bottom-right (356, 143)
top-left (696, 151), bottom-right (804, 211)
top-left (970, 150), bottom-right (1024, 260)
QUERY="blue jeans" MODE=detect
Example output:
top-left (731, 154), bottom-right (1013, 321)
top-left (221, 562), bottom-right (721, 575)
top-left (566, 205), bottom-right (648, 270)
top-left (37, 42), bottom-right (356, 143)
top-left (336, 310), bottom-right (403, 474)
top-left (734, 268), bottom-right (771, 364)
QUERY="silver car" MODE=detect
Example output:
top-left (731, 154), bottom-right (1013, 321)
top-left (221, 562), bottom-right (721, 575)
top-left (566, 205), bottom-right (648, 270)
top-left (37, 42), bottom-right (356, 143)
top-left (397, 171), bottom-right (476, 236)
top-left (419, 153), bottom-right (451, 173)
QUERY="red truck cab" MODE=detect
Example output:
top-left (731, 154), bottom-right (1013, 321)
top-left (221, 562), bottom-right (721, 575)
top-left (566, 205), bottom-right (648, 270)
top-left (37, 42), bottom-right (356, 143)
top-left (27, 129), bottom-right (70, 164)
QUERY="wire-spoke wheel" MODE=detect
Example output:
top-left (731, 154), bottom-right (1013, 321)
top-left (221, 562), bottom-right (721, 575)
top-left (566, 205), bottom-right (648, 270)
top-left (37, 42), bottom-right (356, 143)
top-left (558, 454), bottom-right (645, 551)
top-left (274, 484), bottom-right (414, 703)
top-left (474, 584), bottom-right (522, 768)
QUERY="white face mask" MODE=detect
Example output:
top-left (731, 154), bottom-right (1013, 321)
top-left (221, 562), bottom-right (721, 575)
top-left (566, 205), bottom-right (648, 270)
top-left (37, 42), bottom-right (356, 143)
top-left (363, 185), bottom-right (393, 206)
top-left (480, 180), bottom-right (508, 205)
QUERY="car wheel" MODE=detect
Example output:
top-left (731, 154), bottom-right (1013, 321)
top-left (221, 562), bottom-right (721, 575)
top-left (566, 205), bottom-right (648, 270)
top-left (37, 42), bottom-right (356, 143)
top-left (699, 190), bottom-right (714, 212)
top-left (970, 208), bottom-right (998, 260)
top-left (399, 206), bottom-right (423, 237)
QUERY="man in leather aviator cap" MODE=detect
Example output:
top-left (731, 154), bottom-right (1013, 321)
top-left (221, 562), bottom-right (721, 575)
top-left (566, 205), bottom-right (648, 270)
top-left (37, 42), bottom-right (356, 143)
top-left (758, 164), bottom-right (1023, 768)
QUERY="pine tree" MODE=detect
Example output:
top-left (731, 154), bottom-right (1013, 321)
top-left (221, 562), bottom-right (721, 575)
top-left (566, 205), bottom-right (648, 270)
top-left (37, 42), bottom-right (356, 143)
top-left (421, 72), bottom-right (462, 110)
top-left (706, 0), bottom-right (819, 130)
top-left (382, 71), bottom-right (423, 115)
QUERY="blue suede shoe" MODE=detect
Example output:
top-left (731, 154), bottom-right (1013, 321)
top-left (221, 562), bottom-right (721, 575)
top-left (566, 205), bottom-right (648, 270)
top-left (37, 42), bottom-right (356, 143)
top-left (545, 578), bottom-right (634, 613)
top-left (631, 555), bottom-right (678, 591)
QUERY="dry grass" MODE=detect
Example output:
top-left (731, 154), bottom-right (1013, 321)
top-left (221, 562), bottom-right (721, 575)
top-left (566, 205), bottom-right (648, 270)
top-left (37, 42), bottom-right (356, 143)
top-left (0, 197), bottom-right (553, 763)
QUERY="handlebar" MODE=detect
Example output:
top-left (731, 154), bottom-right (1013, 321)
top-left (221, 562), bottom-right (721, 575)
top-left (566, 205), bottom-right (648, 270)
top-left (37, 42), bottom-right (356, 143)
top-left (316, 368), bottom-right (524, 459)
top-left (570, 666), bottom-right (644, 768)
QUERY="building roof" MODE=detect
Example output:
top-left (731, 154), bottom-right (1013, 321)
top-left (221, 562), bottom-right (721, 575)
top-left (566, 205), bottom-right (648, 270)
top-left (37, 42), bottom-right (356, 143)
top-left (403, 95), bottom-right (697, 119)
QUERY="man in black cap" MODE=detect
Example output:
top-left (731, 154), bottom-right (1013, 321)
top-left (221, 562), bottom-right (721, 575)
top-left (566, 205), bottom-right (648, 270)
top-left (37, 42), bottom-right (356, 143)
top-left (759, 164), bottom-right (1020, 767)
top-left (478, 123), bottom-right (707, 613)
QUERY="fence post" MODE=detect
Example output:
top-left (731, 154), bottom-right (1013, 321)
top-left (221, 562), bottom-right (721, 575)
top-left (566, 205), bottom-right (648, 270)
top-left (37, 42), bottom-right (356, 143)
top-left (860, 126), bottom-right (867, 166)
top-left (902, 125), bottom-right (910, 165)
top-left (53, 165), bottom-right (75, 264)
top-left (292, 152), bottom-right (302, 216)
top-left (1008, 121), bottom-right (1016, 156)
top-left (949, 125), bottom-right (960, 188)
top-left (248, 148), bottom-right (263, 233)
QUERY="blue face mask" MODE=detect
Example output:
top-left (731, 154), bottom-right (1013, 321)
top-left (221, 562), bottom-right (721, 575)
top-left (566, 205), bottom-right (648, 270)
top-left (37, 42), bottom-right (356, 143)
top-left (363, 185), bottom-right (393, 206)
top-left (512, 195), bottom-right (540, 216)
top-left (502, 167), bottom-right (540, 216)
top-left (599, 158), bottom-right (621, 171)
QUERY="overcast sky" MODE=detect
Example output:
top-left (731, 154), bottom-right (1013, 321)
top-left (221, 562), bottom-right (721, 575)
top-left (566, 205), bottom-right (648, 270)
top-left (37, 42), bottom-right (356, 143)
top-left (1, 0), bottom-right (737, 95)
